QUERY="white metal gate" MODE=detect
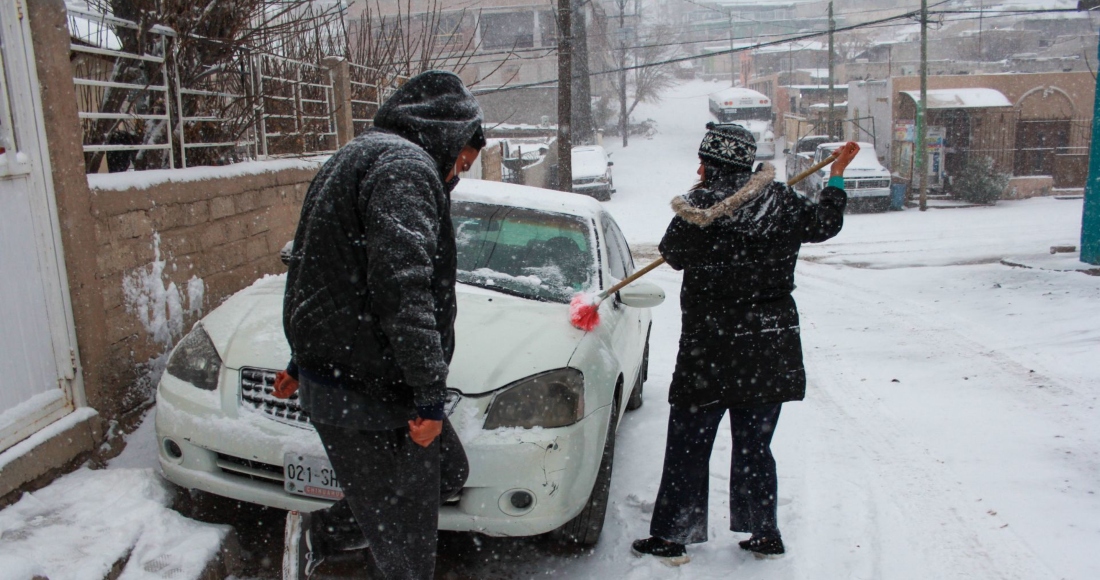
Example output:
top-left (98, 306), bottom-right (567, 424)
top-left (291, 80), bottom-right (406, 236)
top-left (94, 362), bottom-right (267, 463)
top-left (0, 0), bottom-right (82, 453)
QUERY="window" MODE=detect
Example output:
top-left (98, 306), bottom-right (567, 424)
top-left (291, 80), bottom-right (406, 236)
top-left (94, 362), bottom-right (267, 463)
top-left (601, 214), bottom-right (634, 281)
top-left (481, 12), bottom-right (535, 50)
top-left (538, 11), bottom-right (557, 47)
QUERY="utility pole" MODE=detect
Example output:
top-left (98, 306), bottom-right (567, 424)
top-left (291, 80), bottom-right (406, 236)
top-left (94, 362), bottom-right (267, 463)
top-left (618, 0), bottom-right (628, 147)
top-left (977, 0), bottom-right (984, 61)
top-left (729, 12), bottom-right (736, 87)
top-left (572, 0), bottom-right (594, 145)
top-left (557, 0), bottom-right (573, 191)
top-left (827, 1), bottom-right (835, 137)
top-left (916, 0), bottom-right (928, 211)
top-left (1078, 2), bottom-right (1100, 264)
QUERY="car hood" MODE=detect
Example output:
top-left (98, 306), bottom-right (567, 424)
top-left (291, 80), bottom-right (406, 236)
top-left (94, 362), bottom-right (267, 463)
top-left (201, 275), bottom-right (585, 396)
top-left (448, 285), bottom-right (586, 395)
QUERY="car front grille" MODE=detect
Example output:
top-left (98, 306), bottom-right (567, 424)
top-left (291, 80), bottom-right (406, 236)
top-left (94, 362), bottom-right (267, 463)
top-left (216, 452), bottom-right (285, 484)
top-left (239, 367), bottom-right (311, 426)
top-left (845, 178), bottom-right (891, 190)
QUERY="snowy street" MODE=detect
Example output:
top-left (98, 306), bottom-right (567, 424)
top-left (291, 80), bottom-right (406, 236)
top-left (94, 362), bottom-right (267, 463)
top-left (2, 80), bottom-right (1098, 580)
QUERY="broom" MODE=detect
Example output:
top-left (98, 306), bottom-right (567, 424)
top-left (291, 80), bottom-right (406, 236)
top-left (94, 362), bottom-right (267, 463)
top-left (570, 151), bottom-right (842, 331)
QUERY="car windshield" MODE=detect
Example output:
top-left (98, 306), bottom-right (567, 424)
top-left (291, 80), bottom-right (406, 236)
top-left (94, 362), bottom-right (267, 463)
top-left (571, 149), bottom-right (608, 178)
top-left (453, 201), bottom-right (596, 303)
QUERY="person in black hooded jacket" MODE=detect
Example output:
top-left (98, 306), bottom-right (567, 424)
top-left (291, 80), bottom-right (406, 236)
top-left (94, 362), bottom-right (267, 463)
top-left (278, 70), bottom-right (485, 580)
top-left (631, 124), bottom-right (859, 565)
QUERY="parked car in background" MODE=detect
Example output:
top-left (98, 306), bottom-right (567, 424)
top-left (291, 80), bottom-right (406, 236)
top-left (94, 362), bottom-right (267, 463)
top-left (707, 87), bottom-right (776, 159)
top-left (805, 141), bottom-right (892, 211)
top-left (785, 135), bottom-right (837, 185)
top-left (571, 145), bottom-right (614, 201)
top-left (155, 179), bottom-right (664, 546)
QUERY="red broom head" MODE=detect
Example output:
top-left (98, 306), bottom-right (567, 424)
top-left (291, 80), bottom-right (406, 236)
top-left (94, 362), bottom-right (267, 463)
top-left (569, 293), bottom-right (601, 331)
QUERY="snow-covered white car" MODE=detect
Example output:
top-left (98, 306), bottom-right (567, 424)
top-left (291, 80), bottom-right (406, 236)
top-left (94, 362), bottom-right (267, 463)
top-left (570, 145), bottom-right (614, 201)
top-left (806, 141), bottom-right (892, 211)
top-left (154, 179), bottom-right (664, 545)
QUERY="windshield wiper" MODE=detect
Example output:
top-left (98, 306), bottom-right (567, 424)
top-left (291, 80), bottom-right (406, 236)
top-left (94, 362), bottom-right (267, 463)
top-left (457, 278), bottom-right (557, 303)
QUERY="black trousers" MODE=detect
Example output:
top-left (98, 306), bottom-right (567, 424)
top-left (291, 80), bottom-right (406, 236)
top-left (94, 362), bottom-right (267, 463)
top-left (309, 418), bottom-right (468, 580)
top-left (650, 403), bottom-right (782, 544)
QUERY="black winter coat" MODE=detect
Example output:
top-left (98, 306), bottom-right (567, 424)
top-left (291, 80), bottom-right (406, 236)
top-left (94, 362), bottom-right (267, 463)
top-left (659, 163), bottom-right (846, 409)
top-left (283, 71), bottom-right (482, 418)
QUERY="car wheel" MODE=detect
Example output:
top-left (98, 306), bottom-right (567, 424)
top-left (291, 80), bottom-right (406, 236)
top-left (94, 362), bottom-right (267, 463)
top-left (626, 338), bottom-right (649, 412)
top-left (595, 186), bottom-right (611, 202)
top-left (551, 388), bottom-right (619, 546)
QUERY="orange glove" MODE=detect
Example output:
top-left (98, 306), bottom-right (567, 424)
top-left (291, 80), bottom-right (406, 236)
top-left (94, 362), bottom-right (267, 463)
top-left (273, 370), bottom-right (299, 399)
top-left (408, 418), bottom-right (443, 448)
top-left (830, 142), bottom-right (861, 177)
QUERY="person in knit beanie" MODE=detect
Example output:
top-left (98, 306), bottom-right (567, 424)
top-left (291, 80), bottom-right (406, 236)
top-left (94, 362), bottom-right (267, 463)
top-left (631, 128), bottom-right (859, 565)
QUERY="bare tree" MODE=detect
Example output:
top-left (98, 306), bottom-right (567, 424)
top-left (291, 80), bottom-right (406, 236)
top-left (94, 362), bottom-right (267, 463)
top-left (77, 0), bottom-right (345, 171)
top-left (346, 0), bottom-right (484, 86)
top-left (600, 22), bottom-right (679, 144)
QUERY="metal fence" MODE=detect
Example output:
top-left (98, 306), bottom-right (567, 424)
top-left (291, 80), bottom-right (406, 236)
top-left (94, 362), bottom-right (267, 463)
top-left (254, 54), bottom-right (338, 157)
top-left (174, 47), bottom-right (258, 168)
top-left (349, 63), bottom-right (402, 136)
top-left (70, 9), bottom-right (405, 172)
top-left (69, 6), bottom-right (176, 171)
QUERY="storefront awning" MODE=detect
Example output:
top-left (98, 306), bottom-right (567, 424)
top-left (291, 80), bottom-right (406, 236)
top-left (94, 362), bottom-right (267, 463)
top-left (901, 88), bottom-right (1012, 109)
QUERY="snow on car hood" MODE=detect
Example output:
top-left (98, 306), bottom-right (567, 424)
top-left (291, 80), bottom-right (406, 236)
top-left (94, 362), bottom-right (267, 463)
top-left (199, 275), bottom-right (584, 396)
top-left (449, 284), bottom-right (585, 394)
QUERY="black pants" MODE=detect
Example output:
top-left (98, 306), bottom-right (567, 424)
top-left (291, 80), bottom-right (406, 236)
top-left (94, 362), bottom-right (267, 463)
top-left (650, 403), bottom-right (782, 544)
top-left (309, 418), bottom-right (468, 580)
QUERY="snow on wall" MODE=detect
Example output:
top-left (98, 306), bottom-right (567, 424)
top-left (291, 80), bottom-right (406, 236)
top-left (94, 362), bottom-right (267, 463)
top-left (121, 234), bottom-right (205, 395)
top-left (87, 157), bottom-right (325, 192)
top-left (0, 407), bottom-right (98, 473)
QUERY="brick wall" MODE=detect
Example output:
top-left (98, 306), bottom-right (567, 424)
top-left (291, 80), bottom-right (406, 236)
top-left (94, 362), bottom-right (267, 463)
top-left (85, 162), bottom-right (318, 416)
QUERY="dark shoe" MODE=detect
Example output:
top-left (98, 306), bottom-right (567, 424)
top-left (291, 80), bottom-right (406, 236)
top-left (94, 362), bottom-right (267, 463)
top-left (631, 536), bottom-right (691, 566)
top-left (283, 511), bottom-right (326, 579)
top-left (739, 532), bottom-right (785, 559)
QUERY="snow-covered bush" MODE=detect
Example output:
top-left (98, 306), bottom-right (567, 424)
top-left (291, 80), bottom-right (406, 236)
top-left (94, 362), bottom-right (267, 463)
top-left (955, 156), bottom-right (1010, 205)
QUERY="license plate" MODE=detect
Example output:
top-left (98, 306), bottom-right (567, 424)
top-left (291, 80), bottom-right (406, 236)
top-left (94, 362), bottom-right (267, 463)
top-left (284, 453), bottom-right (344, 500)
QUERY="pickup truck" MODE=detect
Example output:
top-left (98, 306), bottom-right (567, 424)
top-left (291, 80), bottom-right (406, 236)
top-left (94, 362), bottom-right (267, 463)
top-left (784, 135), bottom-right (835, 190)
top-left (804, 141), bottom-right (892, 211)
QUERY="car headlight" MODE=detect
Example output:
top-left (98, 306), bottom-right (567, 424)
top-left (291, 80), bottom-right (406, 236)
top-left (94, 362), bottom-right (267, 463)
top-left (165, 324), bottom-right (222, 390)
top-left (483, 368), bottom-right (585, 430)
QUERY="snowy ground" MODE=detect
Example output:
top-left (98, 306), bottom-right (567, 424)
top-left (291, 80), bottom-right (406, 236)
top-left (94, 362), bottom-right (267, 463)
top-left (2, 79), bottom-right (1098, 579)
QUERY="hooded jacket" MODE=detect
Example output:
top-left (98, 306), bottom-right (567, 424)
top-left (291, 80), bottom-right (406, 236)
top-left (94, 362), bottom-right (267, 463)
top-left (659, 163), bottom-right (845, 408)
top-left (283, 71), bottom-right (482, 426)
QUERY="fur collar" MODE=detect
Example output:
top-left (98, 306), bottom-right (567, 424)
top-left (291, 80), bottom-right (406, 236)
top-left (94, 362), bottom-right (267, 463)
top-left (671, 163), bottom-right (776, 227)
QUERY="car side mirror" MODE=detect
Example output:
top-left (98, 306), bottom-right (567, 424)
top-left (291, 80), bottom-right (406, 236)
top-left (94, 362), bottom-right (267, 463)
top-left (782, 148), bottom-right (790, 154)
top-left (280, 240), bottom-right (294, 266)
top-left (618, 281), bottom-right (665, 308)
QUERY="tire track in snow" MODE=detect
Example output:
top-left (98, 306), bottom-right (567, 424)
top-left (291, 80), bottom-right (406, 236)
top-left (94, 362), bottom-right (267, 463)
top-left (790, 264), bottom-right (1066, 580)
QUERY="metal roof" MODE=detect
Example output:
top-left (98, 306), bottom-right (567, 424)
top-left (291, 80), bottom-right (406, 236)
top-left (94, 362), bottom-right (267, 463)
top-left (900, 88), bottom-right (1013, 109)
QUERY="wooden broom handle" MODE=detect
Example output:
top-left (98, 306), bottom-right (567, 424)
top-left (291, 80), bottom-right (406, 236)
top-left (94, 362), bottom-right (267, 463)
top-left (599, 152), bottom-right (842, 299)
top-left (786, 151), bottom-right (840, 188)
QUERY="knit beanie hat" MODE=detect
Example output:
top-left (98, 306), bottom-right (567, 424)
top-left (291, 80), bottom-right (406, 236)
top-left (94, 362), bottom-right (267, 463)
top-left (698, 122), bottom-right (757, 171)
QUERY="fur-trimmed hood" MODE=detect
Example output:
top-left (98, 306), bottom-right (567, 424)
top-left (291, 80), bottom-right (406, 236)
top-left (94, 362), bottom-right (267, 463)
top-left (671, 163), bottom-right (777, 227)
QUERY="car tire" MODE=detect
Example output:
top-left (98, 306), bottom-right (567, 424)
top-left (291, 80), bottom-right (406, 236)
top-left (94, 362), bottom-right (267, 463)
top-left (595, 186), bottom-right (612, 202)
top-left (551, 389), bottom-right (619, 546)
top-left (626, 338), bottom-right (649, 412)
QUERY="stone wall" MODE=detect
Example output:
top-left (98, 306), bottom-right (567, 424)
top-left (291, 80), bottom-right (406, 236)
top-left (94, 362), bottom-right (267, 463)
top-left (85, 161), bottom-right (317, 417)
